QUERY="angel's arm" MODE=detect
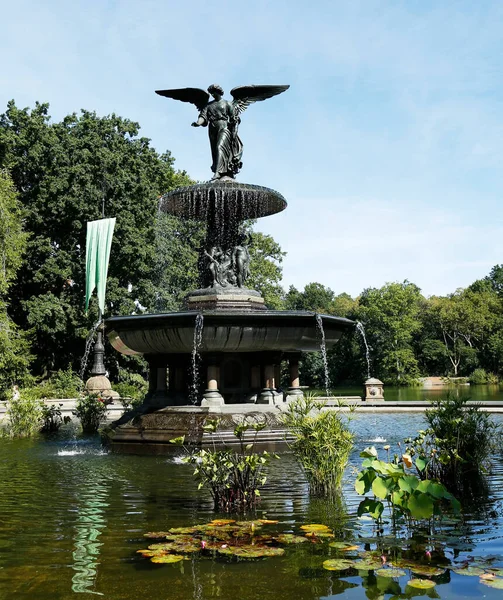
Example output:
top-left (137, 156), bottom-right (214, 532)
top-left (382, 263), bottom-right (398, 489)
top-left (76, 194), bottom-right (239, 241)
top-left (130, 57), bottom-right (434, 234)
top-left (192, 105), bottom-right (208, 127)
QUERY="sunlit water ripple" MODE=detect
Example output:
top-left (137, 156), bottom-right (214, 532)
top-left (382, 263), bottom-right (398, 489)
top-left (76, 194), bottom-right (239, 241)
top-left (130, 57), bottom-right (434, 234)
top-left (1, 413), bottom-right (502, 599)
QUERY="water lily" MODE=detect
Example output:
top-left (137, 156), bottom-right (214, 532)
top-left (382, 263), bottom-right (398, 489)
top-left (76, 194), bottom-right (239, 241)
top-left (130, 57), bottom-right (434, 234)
top-left (402, 454), bottom-right (413, 468)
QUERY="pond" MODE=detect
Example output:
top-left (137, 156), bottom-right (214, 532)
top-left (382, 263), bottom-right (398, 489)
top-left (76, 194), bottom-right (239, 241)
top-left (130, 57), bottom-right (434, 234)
top-left (1, 412), bottom-right (503, 599)
top-left (327, 384), bottom-right (503, 402)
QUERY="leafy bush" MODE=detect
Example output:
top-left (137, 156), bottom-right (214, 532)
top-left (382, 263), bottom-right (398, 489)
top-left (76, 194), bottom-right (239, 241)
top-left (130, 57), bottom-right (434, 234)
top-left (5, 391), bottom-right (42, 437)
top-left (19, 367), bottom-right (83, 401)
top-left (405, 393), bottom-right (501, 488)
top-left (49, 367), bottom-right (82, 398)
top-left (355, 445), bottom-right (460, 529)
top-left (282, 395), bottom-right (354, 496)
top-left (469, 368), bottom-right (499, 384)
top-left (175, 418), bottom-right (278, 512)
top-left (40, 403), bottom-right (70, 433)
top-left (73, 394), bottom-right (108, 433)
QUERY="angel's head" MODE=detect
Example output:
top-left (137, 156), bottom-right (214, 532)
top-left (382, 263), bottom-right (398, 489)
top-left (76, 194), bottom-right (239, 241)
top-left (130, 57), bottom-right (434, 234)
top-left (208, 84), bottom-right (224, 99)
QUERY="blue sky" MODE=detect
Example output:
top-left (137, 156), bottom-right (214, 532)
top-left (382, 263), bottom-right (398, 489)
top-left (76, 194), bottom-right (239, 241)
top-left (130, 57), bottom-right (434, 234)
top-left (2, 0), bottom-right (503, 297)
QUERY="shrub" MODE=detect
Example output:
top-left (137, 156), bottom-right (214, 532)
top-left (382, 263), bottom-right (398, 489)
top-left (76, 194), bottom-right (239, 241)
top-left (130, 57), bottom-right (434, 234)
top-left (405, 393), bottom-right (501, 488)
top-left (49, 367), bottom-right (82, 398)
top-left (5, 391), bottom-right (42, 437)
top-left (40, 403), bottom-right (70, 433)
top-left (282, 395), bottom-right (354, 496)
top-left (73, 394), bottom-right (108, 433)
top-left (469, 368), bottom-right (498, 384)
top-left (175, 418), bottom-right (278, 512)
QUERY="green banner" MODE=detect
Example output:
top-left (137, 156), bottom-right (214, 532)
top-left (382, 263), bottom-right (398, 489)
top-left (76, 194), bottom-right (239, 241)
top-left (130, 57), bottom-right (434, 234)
top-left (85, 218), bottom-right (116, 313)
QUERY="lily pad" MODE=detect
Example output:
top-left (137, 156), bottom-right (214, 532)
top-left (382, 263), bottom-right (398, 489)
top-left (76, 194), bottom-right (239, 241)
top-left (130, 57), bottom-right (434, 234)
top-left (354, 558), bottom-right (384, 571)
top-left (375, 568), bottom-right (406, 578)
top-left (480, 577), bottom-right (503, 589)
top-left (136, 549), bottom-right (160, 558)
top-left (210, 519), bottom-right (236, 526)
top-left (168, 526), bottom-right (198, 535)
top-left (304, 532), bottom-right (334, 539)
top-left (151, 554), bottom-right (185, 564)
top-left (300, 524), bottom-right (332, 533)
top-left (258, 519), bottom-right (279, 525)
top-left (322, 559), bottom-right (355, 571)
top-left (235, 521), bottom-right (263, 529)
top-left (452, 566), bottom-right (486, 576)
top-left (329, 542), bottom-right (359, 551)
top-left (143, 531), bottom-right (172, 539)
top-left (274, 534), bottom-right (308, 544)
top-left (217, 545), bottom-right (284, 558)
top-left (148, 541), bottom-right (201, 554)
top-left (411, 565), bottom-right (447, 577)
top-left (406, 578), bottom-right (436, 589)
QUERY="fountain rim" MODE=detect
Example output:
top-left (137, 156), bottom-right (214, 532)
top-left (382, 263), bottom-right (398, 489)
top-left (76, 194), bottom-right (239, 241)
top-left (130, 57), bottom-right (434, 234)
top-left (105, 310), bottom-right (355, 331)
top-left (158, 180), bottom-right (287, 220)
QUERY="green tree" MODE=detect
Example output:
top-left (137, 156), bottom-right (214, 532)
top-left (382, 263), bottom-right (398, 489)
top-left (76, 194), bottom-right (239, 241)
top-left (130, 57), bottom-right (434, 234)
top-left (427, 288), bottom-right (500, 376)
top-left (0, 101), bottom-right (191, 376)
top-left (247, 230), bottom-right (285, 309)
top-left (0, 170), bottom-right (31, 396)
top-left (285, 282), bottom-right (334, 312)
top-left (357, 281), bottom-right (423, 384)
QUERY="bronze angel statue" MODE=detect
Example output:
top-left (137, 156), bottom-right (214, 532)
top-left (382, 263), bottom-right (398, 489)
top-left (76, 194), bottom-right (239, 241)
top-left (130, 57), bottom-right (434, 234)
top-left (155, 84), bottom-right (289, 180)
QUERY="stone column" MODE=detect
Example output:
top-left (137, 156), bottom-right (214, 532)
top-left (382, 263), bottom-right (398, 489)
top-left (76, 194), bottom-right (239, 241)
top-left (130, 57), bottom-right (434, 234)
top-left (286, 353), bottom-right (303, 402)
top-left (202, 360), bottom-right (224, 407)
top-left (151, 363), bottom-right (171, 407)
top-left (257, 360), bottom-right (276, 404)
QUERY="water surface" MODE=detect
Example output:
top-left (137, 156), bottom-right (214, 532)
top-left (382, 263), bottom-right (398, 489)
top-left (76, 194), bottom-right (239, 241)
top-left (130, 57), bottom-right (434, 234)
top-left (1, 413), bottom-right (503, 599)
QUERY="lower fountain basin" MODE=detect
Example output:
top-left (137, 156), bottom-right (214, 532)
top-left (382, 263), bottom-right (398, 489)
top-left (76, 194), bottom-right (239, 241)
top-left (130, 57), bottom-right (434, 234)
top-left (106, 311), bottom-right (354, 356)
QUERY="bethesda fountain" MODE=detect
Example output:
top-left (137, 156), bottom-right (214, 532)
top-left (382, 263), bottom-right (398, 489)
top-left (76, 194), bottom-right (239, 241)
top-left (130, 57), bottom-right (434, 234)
top-left (105, 83), bottom-right (354, 451)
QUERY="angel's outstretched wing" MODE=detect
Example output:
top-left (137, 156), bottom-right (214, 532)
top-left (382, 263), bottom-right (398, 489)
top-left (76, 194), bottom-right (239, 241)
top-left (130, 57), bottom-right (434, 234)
top-left (155, 88), bottom-right (210, 111)
top-left (230, 85), bottom-right (290, 115)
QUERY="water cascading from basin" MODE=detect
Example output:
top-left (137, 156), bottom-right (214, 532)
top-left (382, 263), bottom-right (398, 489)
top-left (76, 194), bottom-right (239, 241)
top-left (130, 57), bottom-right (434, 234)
top-left (190, 313), bottom-right (204, 404)
top-left (315, 313), bottom-right (332, 398)
top-left (355, 321), bottom-right (372, 380)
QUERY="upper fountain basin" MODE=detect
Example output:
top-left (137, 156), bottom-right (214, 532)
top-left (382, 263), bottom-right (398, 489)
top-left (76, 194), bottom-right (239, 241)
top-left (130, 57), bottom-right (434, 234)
top-left (159, 181), bottom-right (287, 221)
top-left (106, 311), bottom-right (354, 356)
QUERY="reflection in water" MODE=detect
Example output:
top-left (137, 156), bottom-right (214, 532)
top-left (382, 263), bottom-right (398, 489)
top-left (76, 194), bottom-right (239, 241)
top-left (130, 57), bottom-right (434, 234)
top-left (71, 476), bottom-right (109, 595)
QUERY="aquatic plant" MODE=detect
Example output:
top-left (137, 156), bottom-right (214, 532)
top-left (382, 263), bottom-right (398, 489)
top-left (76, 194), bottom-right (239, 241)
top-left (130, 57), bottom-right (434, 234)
top-left (39, 403), bottom-right (70, 433)
top-left (73, 393), bottom-right (109, 433)
top-left (282, 395), bottom-right (354, 495)
top-left (4, 391), bottom-right (42, 437)
top-left (405, 393), bottom-right (501, 488)
top-left (354, 445), bottom-right (460, 528)
top-left (174, 418), bottom-right (278, 512)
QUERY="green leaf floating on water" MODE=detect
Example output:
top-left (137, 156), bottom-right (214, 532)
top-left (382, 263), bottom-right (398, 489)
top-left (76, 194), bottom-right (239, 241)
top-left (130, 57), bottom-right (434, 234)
top-left (480, 577), bottom-right (503, 589)
top-left (151, 554), bottom-right (185, 564)
top-left (300, 524), bottom-right (332, 533)
top-left (148, 541), bottom-right (201, 554)
top-left (168, 526), bottom-right (198, 535)
top-left (354, 558), bottom-right (384, 571)
top-left (143, 531), bottom-right (173, 539)
top-left (329, 541), bottom-right (359, 550)
top-left (322, 559), bottom-right (355, 571)
top-left (375, 568), bottom-right (406, 578)
top-left (452, 566), bottom-right (487, 576)
top-left (406, 578), bottom-right (436, 589)
top-left (274, 534), bottom-right (308, 544)
top-left (411, 564), bottom-right (446, 576)
top-left (217, 545), bottom-right (284, 558)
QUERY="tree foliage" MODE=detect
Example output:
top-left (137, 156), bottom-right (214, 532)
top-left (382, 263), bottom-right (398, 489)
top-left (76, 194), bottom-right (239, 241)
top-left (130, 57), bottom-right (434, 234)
top-left (0, 170), bottom-right (31, 396)
top-left (0, 102), bottom-right (193, 376)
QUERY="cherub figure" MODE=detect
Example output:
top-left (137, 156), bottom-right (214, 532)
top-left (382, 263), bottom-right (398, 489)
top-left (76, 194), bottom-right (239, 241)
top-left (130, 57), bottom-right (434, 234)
top-left (156, 84), bottom-right (289, 180)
